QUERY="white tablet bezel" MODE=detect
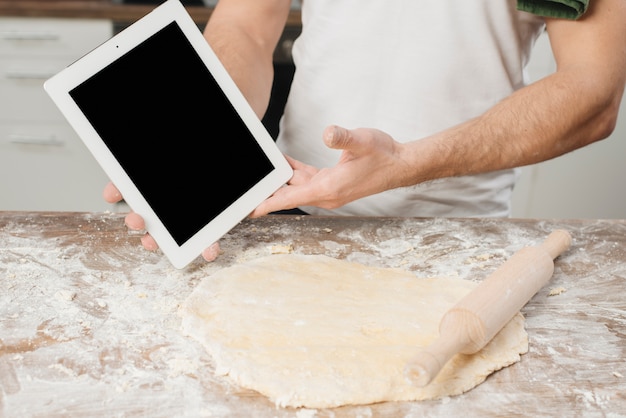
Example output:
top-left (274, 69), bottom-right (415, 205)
top-left (44, 0), bottom-right (293, 269)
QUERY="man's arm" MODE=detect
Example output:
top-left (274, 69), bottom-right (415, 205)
top-left (399, 0), bottom-right (626, 186)
top-left (251, 0), bottom-right (626, 215)
top-left (204, 0), bottom-right (292, 117)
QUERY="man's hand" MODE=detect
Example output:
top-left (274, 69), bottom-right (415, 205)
top-left (102, 182), bottom-right (221, 262)
top-left (250, 124), bottom-right (409, 217)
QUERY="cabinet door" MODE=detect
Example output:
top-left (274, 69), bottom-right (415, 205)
top-left (0, 17), bottom-right (119, 211)
top-left (0, 17), bottom-right (112, 57)
top-left (0, 56), bottom-right (70, 123)
top-left (0, 123), bottom-right (119, 211)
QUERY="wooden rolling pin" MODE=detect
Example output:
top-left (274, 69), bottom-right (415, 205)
top-left (404, 229), bottom-right (572, 387)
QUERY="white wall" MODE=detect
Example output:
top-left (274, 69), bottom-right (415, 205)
top-left (511, 32), bottom-right (626, 219)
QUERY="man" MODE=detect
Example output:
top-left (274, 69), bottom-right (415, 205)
top-left (104, 0), bottom-right (626, 262)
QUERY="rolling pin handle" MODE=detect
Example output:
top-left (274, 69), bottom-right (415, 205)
top-left (404, 353), bottom-right (437, 388)
top-left (541, 229), bottom-right (572, 260)
top-left (404, 316), bottom-right (473, 387)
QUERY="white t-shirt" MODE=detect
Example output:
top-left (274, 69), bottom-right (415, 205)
top-left (276, 0), bottom-right (546, 217)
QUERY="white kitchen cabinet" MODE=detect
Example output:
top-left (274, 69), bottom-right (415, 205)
top-left (0, 17), bottom-right (125, 211)
top-left (511, 32), bottom-right (626, 219)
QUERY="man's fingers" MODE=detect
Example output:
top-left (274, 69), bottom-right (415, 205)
top-left (103, 181), bottom-right (123, 203)
top-left (124, 212), bottom-right (145, 231)
top-left (140, 233), bottom-right (159, 251)
top-left (125, 212), bottom-right (156, 251)
top-left (202, 242), bottom-right (221, 262)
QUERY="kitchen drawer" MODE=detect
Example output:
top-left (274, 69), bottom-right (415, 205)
top-left (0, 122), bottom-right (116, 211)
top-left (0, 17), bottom-right (112, 57)
top-left (0, 56), bottom-right (70, 122)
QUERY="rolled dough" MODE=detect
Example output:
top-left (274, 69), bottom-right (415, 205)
top-left (180, 254), bottom-right (528, 408)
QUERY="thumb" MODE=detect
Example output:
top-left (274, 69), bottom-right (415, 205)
top-left (323, 125), bottom-right (353, 150)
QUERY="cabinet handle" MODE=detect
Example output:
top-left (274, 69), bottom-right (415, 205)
top-left (0, 32), bottom-right (59, 41)
top-left (5, 70), bottom-right (57, 80)
top-left (9, 134), bottom-right (64, 146)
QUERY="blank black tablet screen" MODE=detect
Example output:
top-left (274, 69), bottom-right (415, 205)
top-left (70, 22), bottom-right (275, 246)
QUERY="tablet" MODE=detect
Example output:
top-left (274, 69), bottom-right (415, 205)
top-left (44, 0), bottom-right (293, 269)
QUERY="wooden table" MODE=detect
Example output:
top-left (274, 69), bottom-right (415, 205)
top-left (1, 212), bottom-right (625, 417)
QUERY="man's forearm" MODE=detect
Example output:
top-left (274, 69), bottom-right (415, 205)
top-left (203, 0), bottom-right (291, 118)
top-left (204, 25), bottom-right (275, 118)
top-left (399, 67), bottom-right (624, 188)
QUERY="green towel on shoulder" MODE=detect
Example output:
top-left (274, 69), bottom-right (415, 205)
top-left (517, 0), bottom-right (590, 20)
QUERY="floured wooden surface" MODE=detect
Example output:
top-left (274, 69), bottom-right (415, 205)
top-left (1, 212), bottom-right (625, 417)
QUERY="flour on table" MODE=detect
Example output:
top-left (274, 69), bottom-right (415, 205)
top-left (180, 254), bottom-right (528, 409)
